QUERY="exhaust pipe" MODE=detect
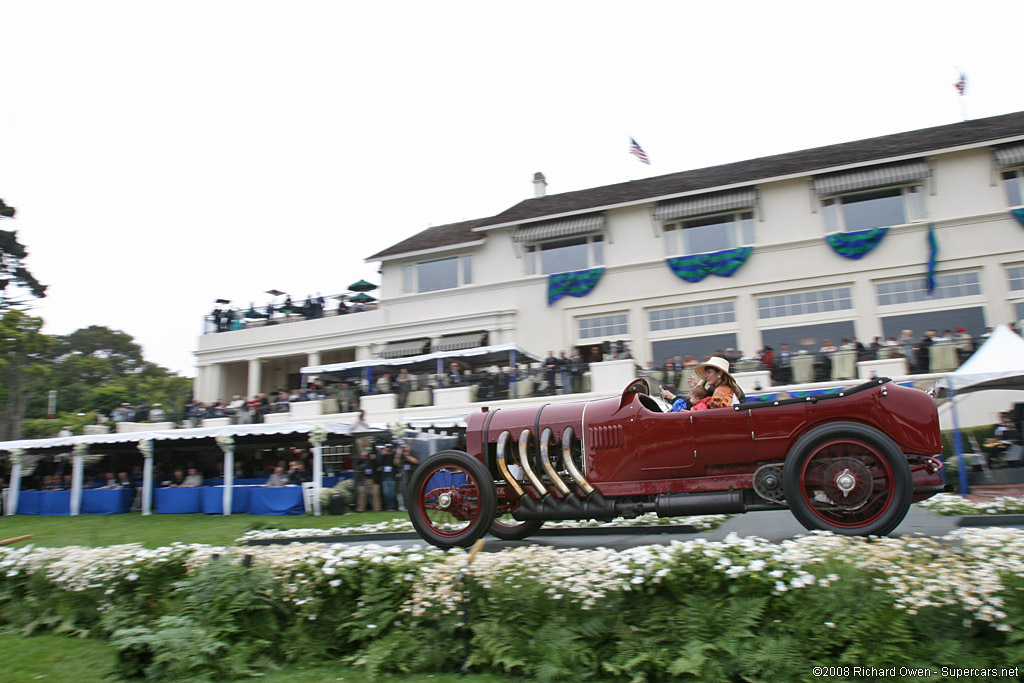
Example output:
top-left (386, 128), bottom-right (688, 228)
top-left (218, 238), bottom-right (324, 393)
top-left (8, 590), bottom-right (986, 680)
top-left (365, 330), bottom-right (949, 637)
top-left (539, 428), bottom-right (572, 497)
top-left (654, 491), bottom-right (746, 517)
top-left (495, 430), bottom-right (524, 498)
top-left (518, 429), bottom-right (547, 495)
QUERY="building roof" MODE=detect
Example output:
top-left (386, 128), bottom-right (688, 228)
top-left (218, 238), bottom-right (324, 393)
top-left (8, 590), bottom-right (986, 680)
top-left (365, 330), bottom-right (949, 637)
top-left (367, 216), bottom-right (492, 260)
top-left (368, 111), bottom-right (1024, 260)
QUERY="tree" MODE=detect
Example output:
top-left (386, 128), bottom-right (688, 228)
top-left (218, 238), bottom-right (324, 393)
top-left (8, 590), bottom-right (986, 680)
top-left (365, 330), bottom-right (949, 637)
top-left (0, 198), bottom-right (48, 310)
top-left (26, 326), bottom-right (191, 428)
top-left (0, 310), bottom-right (52, 440)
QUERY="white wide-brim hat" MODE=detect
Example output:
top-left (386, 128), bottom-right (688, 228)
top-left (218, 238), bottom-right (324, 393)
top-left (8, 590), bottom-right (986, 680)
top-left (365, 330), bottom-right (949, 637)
top-left (694, 356), bottom-right (733, 381)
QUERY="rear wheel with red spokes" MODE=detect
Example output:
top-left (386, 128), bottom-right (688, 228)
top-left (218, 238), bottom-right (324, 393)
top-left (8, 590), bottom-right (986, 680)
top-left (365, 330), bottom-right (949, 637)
top-left (407, 450), bottom-right (496, 549)
top-left (783, 422), bottom-right (912, 536)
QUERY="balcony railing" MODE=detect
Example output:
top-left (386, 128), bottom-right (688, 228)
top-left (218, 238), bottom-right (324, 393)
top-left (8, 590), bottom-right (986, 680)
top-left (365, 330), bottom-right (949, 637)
top-left (204, 295), bottom-right (377, 335)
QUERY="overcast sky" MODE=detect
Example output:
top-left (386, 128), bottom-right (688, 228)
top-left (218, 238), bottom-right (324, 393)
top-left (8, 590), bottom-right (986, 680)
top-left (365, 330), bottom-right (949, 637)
top-left (1, 1), bottom-right (1021, 376)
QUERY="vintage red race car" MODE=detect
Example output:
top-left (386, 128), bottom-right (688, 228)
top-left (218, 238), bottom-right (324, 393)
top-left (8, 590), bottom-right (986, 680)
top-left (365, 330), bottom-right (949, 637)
top-left (406, 378), bottom-right (948, 548)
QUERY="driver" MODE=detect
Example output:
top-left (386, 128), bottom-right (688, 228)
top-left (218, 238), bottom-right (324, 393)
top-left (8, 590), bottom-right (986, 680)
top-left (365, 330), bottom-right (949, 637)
top-left (687, 357), bottom-right (745, 408)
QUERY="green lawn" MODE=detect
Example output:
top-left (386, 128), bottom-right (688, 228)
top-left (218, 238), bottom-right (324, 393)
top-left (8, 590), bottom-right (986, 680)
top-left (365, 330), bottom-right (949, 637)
top-left (0, 633), bottom-right (514, 682)
top-left (0, 510), bottom-right (405, 549)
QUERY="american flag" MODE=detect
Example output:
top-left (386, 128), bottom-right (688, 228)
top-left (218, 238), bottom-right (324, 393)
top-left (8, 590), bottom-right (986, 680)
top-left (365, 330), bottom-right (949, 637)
top-left (954, 71), bottom-right (967, 96)
top-left (629, 137), bottom-right (650, 165)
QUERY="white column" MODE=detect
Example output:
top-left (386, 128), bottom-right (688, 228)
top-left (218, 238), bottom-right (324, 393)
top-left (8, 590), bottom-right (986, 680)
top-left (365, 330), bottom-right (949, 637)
top-left (247, 359), bottom-right (262, 398)
top-left (308, 426), bottom-right (327, 517)
top-left (5, 450), bottom-right (23, 515)
top-left (307, 351), bottom-right (321, 368)
top-left (138, 439), bottom-right (154, 516)
top-left (198, 364), bottom-right (224, 403)
top-left (355, 344), bottom-right (372, 361)
top-left (217, 435), bottom-right (235, 515)
top-left (70, 450), bottom-right (84, 516)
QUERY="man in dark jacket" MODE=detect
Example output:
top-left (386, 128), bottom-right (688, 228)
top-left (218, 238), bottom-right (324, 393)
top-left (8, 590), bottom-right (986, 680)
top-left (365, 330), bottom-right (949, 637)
top-left (544, 351), bottom-right (559, 395)
top-left (566, 349), bottom-right (588, 393)
top-left (354, 447), bottom-right (382, 512)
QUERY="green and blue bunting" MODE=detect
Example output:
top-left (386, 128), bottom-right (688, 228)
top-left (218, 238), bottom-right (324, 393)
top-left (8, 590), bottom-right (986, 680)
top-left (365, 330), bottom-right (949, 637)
top-left (1012, 208), bottom-right (1024, 228)
top-left (547, 267), bottom-right (604, 305)
top-left (666, 246), bottom-right (752, 283)
top-left (825, 227), bottom-right (888, 259)
top-left (788, 387), bottom-right (844, 398)
top-left (926, 223), bottom-right (938, 294)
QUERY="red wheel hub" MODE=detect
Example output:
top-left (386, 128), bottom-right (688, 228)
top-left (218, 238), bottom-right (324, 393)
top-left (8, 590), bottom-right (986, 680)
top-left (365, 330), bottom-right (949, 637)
top-left (799, 439), bottom-right (894, 528)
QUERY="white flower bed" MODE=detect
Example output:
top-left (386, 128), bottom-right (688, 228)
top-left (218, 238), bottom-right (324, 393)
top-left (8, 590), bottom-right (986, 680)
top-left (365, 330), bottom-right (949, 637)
top-left (234, 513), bottom-right (729, 543)
top-left (404, 529), bottom-right (1024, 631)
top-left (5, 528), bottom-right (1022, 633)
top-left (917, 493), bottom-right (1024, 516)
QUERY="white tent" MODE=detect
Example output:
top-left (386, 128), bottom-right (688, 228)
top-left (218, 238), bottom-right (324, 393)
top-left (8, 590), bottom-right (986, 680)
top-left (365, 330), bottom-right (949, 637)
top-left (933, 324), bottom-right (1024, 494)
top-left (1, 420), bottom-right (386, 517)
top-left (936, 324), bottom-right (1024, 394)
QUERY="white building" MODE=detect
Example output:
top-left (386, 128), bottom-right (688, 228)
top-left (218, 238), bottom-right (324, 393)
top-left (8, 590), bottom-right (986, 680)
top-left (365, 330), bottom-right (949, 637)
top-left (195, 111), bottom-right (1024, 403)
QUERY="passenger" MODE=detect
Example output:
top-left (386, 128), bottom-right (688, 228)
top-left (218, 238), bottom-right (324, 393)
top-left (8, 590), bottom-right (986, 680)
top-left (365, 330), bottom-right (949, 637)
top-left (687, 357), bottom-right (745, 408)
top-left (659, 383), bottom-right (709, 412)
top-left (687, 383), bottom-right (711, 411)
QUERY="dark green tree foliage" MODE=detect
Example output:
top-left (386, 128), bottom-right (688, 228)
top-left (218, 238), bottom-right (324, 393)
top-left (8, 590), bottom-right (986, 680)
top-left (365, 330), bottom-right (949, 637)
top-left (22, 326), bottom-right (192, 431)
top-left (0, 310), bottom-right (52, 440)
top-left (0, 219), bottom-right (48, 309)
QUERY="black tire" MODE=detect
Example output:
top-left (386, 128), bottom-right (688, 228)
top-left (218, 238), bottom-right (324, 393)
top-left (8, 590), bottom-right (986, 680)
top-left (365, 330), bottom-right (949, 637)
top-left (782, 422), bottom-right (912, 536)
top-left (407, 450), bottom-right (497, 549)
top-left (489, 515), bottom-right (544, 541)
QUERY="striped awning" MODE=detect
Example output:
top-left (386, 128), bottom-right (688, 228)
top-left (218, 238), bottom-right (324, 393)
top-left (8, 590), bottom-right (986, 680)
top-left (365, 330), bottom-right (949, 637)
top-left (379, 339), bottom-right (430, 359)
top-left (653, 187), bottom-right (757, 222)
top-left (812, 159), bottom-right (930, 195)
top-left (994, 142), bottom-right (1024, 167)
top-left (433, 331), bottom-right (487, 352)
top-left (511, 212), bottom-right (605, 243)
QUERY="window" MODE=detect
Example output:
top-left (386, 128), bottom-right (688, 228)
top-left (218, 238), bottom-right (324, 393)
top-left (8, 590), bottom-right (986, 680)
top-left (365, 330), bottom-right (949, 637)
top-left (875, 272), bottom-right (981, 306)
top-left (402, 254), bottom-right (473, 294)
top-left (1008, 265), bottom-right (1024, 292)
top-left (649, 301), bottom-right (736, 332)
top-left (578, 313), bottom-right (628, 340)
top-left (1002, 170), bottom-right (1024, 207)
top-left (663, 211), bottom-right (755, 256)
top-left (821, 185), bottom-right (925, 232)
top-left (756, 287), bottom-right (853, 320)
top-left (525, 235), bottom-right (604, 275)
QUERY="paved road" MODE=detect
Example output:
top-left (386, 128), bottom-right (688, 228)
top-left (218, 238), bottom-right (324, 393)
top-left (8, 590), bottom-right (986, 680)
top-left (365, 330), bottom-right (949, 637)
top-left (294, 506), bottom-right (1024, 553)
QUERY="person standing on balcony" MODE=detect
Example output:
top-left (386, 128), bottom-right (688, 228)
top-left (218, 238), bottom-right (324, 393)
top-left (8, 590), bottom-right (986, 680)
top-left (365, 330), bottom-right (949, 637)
top-left (396, 368), bottom-right (413, 407)
top-left (543, 351), bottom-right (559, 395)
top-left (567, 349), bottom-right (587, 393)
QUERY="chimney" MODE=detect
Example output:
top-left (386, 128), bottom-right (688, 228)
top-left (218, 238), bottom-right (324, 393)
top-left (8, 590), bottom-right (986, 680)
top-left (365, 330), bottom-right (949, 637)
top-left (533, 172), bottom-right (547, 198)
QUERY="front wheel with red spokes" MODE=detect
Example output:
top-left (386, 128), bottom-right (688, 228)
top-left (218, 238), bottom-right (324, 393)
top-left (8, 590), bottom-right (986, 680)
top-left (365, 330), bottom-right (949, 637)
top-left (407, 450), bottom-right (496, 549)
top-left (783, 422), bottom-right (912, 536)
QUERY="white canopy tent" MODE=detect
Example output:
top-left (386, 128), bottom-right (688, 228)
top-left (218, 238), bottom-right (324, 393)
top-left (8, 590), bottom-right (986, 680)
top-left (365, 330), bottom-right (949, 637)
top-left (1, 420), bottom-right (386, 517)
top-left (934, 325), bottom-right (1024, 494)
top-left (935, 324), bottom-right (1024, 394)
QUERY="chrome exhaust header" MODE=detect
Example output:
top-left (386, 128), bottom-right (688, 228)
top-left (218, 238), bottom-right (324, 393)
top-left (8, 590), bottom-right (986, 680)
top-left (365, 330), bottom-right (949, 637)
top-left (495, 430), bottom-right (523, 498)
top-left (560, 426), bottom-right (594, 496)
top-left (518, 429), bottom-right (547, 495)
top-left (539, 427), bottom-right (571, 497)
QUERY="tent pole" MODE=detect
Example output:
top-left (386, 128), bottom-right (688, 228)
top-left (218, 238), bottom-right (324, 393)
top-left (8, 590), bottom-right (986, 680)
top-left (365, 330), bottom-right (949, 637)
top-left (6, 461), bottom-right (22, 515)
top-left (949, 385), bottom-right (970, 496)
top-left (141, 444), bottom-right (153, 516)
top-left (70, 451), bottom-right (84, 516)
top-left (509, 349), bottom-right (517, 397)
